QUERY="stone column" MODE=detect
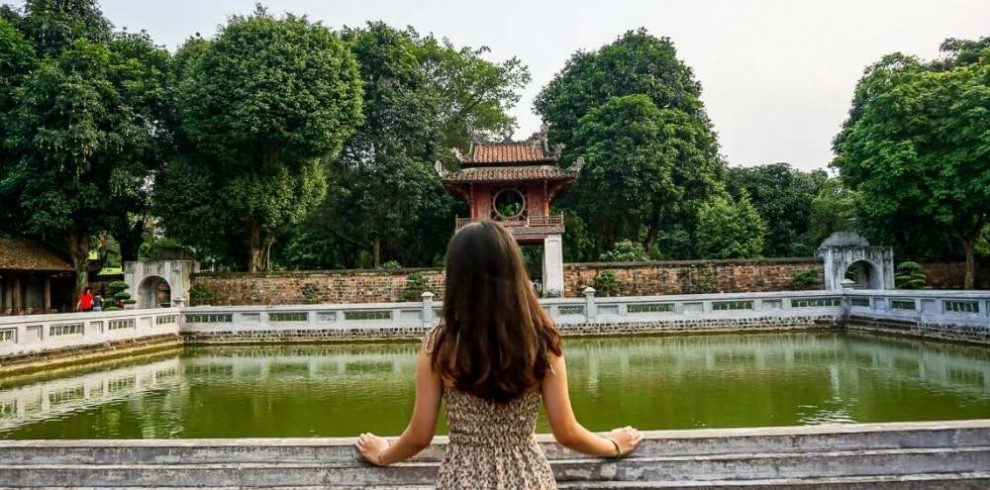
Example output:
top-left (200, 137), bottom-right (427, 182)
top-left (13, 276), bottom-right (22, 315)
top-left (44, 276), bottom-right (51, 313)
top-left (542, 234), bottom-right (564, 297)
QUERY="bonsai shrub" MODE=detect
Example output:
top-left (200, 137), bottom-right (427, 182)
top-left (790, 269), bottom-right (818, 290)
top-left (401, 273), bottom-right (434, 302)
top-left (593, 270), bottom-right (622, 297)
top-left (189, 283), bottom-right (216, 306)
top-left (895, 261), bottom-right (929, 289)
top-left (103, 281), bottom-right (133, 310)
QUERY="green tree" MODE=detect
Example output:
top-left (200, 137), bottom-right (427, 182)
top-left (726, 163), bottom-right (826, 256)
top-left (695, 194), bottom-right (766, 259)
top-left (162, 8), bottom-right (364, 271)
top-left (279, 23), bottom-right (528, 269)
top-left (832, 39), bottom-right (990, 288)
top-left (568, 94), bottom-right (720, 253)
top-left (534, 28), bottom-right (711, 158)
top-left (2, 33), bottom-right (170, 295)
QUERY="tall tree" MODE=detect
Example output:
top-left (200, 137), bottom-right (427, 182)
top-left (568, 94), bottom-right (720, 253)
top-left (832, 39), bottom-right (990, 288)
top-left (534, 29), bottom-right (721, 261)
top-left (279, 22), bottom-right (528, 269)
top-left (534, 28), bottom-right (711, 159)
top-left (162, 8), bottom-right (364, 271)
top-left (2, 33), bottom-right (170, 294)
top-left (808, 177), bottom-right (859, 246)
top-left (726, 163), bottom-right (827, 256)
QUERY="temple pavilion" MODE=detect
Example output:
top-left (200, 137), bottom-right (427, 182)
top-left (436, 136), bottom-right (582, 296)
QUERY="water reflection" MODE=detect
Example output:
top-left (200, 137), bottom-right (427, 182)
top-left (0, 332), bottom-right (988, 439)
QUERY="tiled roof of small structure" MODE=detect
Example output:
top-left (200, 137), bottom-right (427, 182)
top-left (0, 235), bottom-right (74, 272)
top-left (460, 140), bottom-right (556, 165)
top-left (442, 165), bottom-right (578, 184)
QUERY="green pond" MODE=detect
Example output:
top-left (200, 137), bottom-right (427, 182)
top-left (1, 331), bottom-right (989, 439)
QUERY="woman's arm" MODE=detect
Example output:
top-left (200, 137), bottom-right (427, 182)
top-left (541, 353), bottom-right (643, 457)
top-left (357, 342), bottom-right (442, 466)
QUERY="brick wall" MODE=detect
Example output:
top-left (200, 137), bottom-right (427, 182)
top-left (190, 259), bottom-right (985, 306)
top-left (563, 258), bottom-right (823, 297)
top-left (917, 260), bottom-right (990, 289)
top-left (192, 269), bottom-right (445, 306)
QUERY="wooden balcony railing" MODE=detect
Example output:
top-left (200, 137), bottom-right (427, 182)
top-left (455, 214), bottom-right (565, 231)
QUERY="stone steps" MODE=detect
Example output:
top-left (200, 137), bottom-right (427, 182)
top-left (2, 421), bottom-right (988, 488)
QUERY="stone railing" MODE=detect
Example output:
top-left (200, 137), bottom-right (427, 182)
top-left (2, 420), bottom-right (989, 488)
top-left (1, 289), bottom-right (988, 364)
top-left (0, 309), bottom-right (181, 361)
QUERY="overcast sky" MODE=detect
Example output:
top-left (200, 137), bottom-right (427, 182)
top-left (89, 0), bottom-right (990, 171)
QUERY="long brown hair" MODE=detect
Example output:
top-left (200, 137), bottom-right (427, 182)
top-left (430, 220), bottom-right (562, 403)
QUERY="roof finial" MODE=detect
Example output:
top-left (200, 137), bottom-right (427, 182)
top-left (434, 160), bottom-right (449, 178)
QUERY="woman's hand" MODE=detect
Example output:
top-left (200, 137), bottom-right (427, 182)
top-left (607, 426), bottom-right (644, 457)
top-left (356, 432), bottom-right (390, 466)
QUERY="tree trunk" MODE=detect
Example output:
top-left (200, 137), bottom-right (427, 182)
top-left (66, 227), bottom-right (90, 303)
top-left (247, 222), bottom-right (263, 272)
top-left (963, 238), bottom-right (975, 290)
top-left (373, 238), bottom-right (381, 268)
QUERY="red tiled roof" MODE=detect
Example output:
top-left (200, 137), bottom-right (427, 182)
top-left (462, 141), bottom-right (555, 165)
top-left (442, 165), bottom-right (577, 183)
top-left (0, 236), bottom-right (74, 272)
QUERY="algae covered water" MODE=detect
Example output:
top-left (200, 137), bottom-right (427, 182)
top-left (1, 331), bottom-right (989, 439)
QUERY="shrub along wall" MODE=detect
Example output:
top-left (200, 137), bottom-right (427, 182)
top-left (190, 259), bottom-right (986, 306)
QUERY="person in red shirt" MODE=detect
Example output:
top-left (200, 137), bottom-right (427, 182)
top-left (77, 288), bottom-right (95, 312)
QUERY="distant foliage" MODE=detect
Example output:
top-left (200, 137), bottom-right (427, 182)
top-left (895, 261), bottom-right (929, 290)
top-left (790, 270), bottom-right (818, 290)
top-left (695, 194), bottom-right (766, 259)
top-left (593, 270), bottom-right (622, 297)
top-left (401, 272), bottom-right (434, 302)
top-left (599, 240), bottom-right (648, 262)
top-left (381, 260), bottom-right (401, 270)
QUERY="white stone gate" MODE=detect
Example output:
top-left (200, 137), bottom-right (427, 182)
top-left (816, 232), bottom-right (894, 290)
top-left (123, 260), bottom-right (199, 308)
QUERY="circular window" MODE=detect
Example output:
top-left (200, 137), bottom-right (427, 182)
top-left (493, 188), bottom-right (526, 219)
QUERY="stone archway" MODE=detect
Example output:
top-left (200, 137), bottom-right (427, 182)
top-left (124, 260), bottom-right (199, 309)
top-left (816, 232), bottom-right (894, 290)
top-left (138, 275), bottom-right (171, 309)
top-left (844, 259), bottom-right (883, 289)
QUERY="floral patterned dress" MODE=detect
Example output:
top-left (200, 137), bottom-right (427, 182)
top-left (436, 389), bottom-right (558, 489)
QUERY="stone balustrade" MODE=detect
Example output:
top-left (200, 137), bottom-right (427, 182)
top-left (1, 289), bottom-right (988, 372)
top-left (1, 420), bottom-right (988, 488)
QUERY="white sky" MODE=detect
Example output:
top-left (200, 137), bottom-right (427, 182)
top-left (90, 0), bottom-right (990, 171)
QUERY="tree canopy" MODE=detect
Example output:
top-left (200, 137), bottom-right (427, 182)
top-left (832, 38), bottom-right (990, 287)
top-left (1, 28), bottom-right (170, 292)
top-left (157, 8), bottom-right (364, 271)
top-left (567, 94), bottom-right (720, 255)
